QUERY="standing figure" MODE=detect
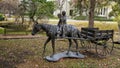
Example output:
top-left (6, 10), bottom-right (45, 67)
top-left (61, 11), bottom-right (67, 24)
top-left (57, 11), bottom-right (67, 37)
top-left (61, 11), bottom-right (67, 37)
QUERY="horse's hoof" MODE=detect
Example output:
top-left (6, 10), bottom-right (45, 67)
top-left (50, 55), bottom-right (54, 58)
top-left (76, 52), bottom-right (79, 56)
top-left (66, 52), bottom-right (69, 55)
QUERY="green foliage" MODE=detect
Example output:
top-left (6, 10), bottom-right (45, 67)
top-left (74, 16), bottom-right (87, 20)
top-left (21, 0), bottom-right (55, 19)
top-left (109, 3), bottom-right (120, 25)
top-left (0, 27), bottom-right (4, 34)
top-left (94, 16), bottom-right (113, 21)
top-left (0, 13), bottom-right (4, 21)
top-left (74, 16), bottom-right (113, 21)
top-left (36, 1), bottom-right (54, 17)
top-left (74, 0), bottom-right (89, 16)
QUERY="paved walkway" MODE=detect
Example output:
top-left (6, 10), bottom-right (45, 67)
top-left (0, 35), bottom-right (42, 40)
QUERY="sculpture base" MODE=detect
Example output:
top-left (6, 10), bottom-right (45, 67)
top-left (44, 51), bottom-right (85, 62)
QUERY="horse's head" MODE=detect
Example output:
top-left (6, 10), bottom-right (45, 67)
top-left (31, 23), bottom-right (41, 35)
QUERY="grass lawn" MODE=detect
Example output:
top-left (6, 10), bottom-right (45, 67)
top-left (0, 37), bottom-right (120, 68)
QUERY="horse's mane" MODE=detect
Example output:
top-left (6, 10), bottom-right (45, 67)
top-left (39, 23), bottom-right (58, 34)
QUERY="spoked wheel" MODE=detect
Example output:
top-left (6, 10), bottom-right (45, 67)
top-left (80, 40), bottom-right (94, 51)
top-left (95, 38), bottom-right (114, 57)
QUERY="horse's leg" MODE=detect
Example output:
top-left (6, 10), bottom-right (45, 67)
top-left (66, 39), bottom-right (72, 55)
top-left (51, 38), bottom-right (55, 57)
top-left (73, 39), bottom-right (79, 55)
top-left (42, 37), bottom-right (51, 57)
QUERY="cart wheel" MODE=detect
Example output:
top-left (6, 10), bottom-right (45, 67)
top-left (95, 38), bottom-right (114, 57)
top-left (80, 40), bottom-right (93, 51)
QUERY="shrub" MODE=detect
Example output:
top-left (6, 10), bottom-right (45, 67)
top-left (74, 16), bottom-right (114, 21)
top-left (94, 16), bottom-right (114, 21)
top-left (0, 27), bottom-right (4, 34)
top-left (0, 14), bottom-right (4, 21)
top-left (74, 16), bottom-right (87, 20)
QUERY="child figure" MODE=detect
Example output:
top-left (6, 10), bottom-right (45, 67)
top-left (57, 11), bottom-right (67, 37)
top-left (61, 11), bottom-right (67, 37)
top-left (61, 11), bottom-right (67, 24)
top-left (57, 13), bottom-right (62, 37)
top-left (57, 13), bottom-right (62, 27)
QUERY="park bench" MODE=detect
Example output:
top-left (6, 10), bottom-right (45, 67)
top-left (80, 27), bottom-right (114, 57)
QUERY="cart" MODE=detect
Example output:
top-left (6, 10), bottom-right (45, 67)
top-left (80, 28), bottom-right (114, 57)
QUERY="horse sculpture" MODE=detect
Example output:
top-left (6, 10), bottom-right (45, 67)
top-left (31, 22), bottom-right (81, 57)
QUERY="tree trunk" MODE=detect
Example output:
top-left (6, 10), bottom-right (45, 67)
top-left (118, 24), bottom-right (120, 41)
top-left (21, 15), bottom-right (24, 24)
top-left (89, 0), bottom-right (96, 28)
